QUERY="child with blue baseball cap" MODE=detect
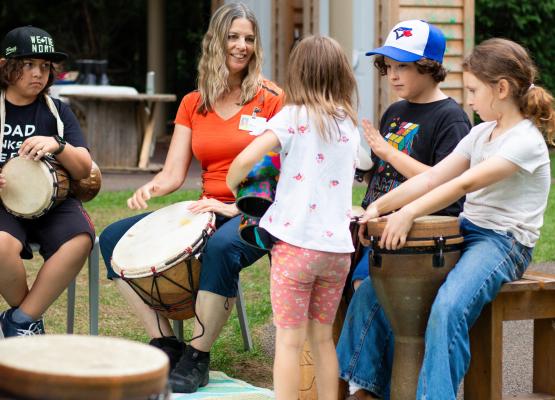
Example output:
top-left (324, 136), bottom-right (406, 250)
top-left (336, 20), bottom-right (471, 399)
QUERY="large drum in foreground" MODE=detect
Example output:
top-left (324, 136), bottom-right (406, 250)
top-left (0, 335), bottom-right (169, 400)
top-left (112, 201), bottom-right (215, 320)
top-left (367, 215), bottom-right (463, 400)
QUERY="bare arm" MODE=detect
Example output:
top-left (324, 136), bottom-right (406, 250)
top-left (361, 152), bottom-right (470, 223)
top-left (378, 156), bottom-right (519, 250)
top-left (362, 119), bottom-right (430, 178)
top-left (127, 124), bottom-right (192, 209)
top-left (227, 130), bottom-right (281, 196)
top-left (18, 136), bottom-right (92, 179)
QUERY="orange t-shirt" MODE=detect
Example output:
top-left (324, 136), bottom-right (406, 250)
top-left (174, 80), bottom-right (284, 202)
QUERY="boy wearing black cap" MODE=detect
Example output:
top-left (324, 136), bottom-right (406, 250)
top-left (0, 26), bottom-right (95, 338)
top-left (336, 20), bottom-right (471, 399)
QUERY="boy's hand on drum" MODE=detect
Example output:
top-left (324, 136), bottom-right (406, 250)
top-left (187, 197), bottom-right (239, 217)
top-left (127, 182), bottom-right (160, 209)
top-left (379, 208), bottom-right (414, 250)
top-left (0, 172), bottom-right (5, 190)
top-left (362, 119), bottom-right (392, 162)
top-left (19, 136), bottom-right (58, 161)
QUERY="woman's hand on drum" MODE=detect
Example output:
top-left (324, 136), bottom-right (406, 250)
top-left (187, 197), bottom-right (240, 218)
top-left (19, 136), bottom-right (59, 161)
top-left (0, 171), bottom-right (5, 190)
top-left (127, 182), bottom-right (161, 209)
top-left (362, 119), bottom-right (392, 162)
top-left (379, 208), bottom-right (415, 250)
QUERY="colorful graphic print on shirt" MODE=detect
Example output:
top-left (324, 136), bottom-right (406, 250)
top-left (368, 118), bottom-right (420, 203)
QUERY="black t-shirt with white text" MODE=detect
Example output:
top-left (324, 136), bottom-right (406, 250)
top-left (1, 96), bottom-right (87, 166)
top-left (362, 97), bottom-right (471, 216)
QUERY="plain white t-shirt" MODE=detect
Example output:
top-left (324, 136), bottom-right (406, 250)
top-left (259, 105), bottom-right (359, 253)
top-left (455, 119), bottom-right (550, 247)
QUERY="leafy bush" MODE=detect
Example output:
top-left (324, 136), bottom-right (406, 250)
top-left (475, 0), bottom-right (555, 94)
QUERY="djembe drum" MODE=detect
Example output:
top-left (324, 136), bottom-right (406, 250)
top-left (0, 335), bottom-right (169, 400)
top-left (367, 215), bottom-right (463, 399)
top-left (236, 151), bottom-right (280, 219)
top-left (0, 156), bottom-right (70, 219)
top-left (112, 201), bottom-right (215, 320)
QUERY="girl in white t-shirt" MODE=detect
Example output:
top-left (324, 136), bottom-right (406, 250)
top-left (358, 38), bottom-right (554, 399)
top-left (227, 35), bottom-right (359, 400)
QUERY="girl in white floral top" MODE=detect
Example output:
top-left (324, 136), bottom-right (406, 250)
top-left (228, 35), bottom-right (359, 400)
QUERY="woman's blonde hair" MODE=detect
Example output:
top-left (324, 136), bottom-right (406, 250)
top-left (197, 2), bottom-right (263, 113)
top-left (463, 38), bottom-right (555, 144)
top-left (285, 35), bottom-right (358, 140)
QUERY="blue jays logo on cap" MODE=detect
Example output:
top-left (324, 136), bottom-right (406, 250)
top-left (365, 20), bottom-right (446, 64)
top-left (394, 27), bottom-right (413, 40)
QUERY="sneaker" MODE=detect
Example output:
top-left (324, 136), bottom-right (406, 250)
top-left (149, 336), bottom-right (186, 371)
top-left (169, 346), bottom-right (210, 393)
top-left (0, 308), bottom-right (45, 338)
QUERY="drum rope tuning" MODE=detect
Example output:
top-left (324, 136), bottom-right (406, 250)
top-left (120, 226), bottom-right (213, 316)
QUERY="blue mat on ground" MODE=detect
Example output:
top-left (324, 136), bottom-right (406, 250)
top-left (171, 371), bottom-right (275, 399)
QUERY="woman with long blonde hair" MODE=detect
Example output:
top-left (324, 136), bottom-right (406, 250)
top-left (99, 2), bottom-right (283, 394)
top-left (228, 35), bottom-right (359, 400)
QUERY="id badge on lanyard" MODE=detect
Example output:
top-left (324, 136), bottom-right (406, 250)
top-left (239, 106), bottom-right (267, 136)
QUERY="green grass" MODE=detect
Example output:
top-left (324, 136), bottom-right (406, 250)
top-left (1, 184), bottom-right (553, 389)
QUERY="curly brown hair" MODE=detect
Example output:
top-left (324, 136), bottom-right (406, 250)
top-left (373, 55), bottom-right (447, 83)
top-left (0, 58), bottom-right (57, 95)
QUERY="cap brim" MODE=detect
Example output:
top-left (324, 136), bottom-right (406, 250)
top-left (365, 46), bottom-right (422, 62)
top-left (11, 52), bottom-right (68, 63)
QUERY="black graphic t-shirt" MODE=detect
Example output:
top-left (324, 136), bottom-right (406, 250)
top-left (1, 96), bottom-right (87, 166)
top-left (362, 97), bottom-right (471, 216)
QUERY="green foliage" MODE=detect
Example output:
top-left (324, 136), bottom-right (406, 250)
top-left (475, 0), bottom-right (555, 93)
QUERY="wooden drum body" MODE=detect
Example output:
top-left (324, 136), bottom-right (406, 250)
top-left (367, 215), bottom-right (463, 400)
top-left (0, 335), bottom-right (169, 400)
top-left (0, 156), bottom-right (70, 219)
top-left (71, 160), bottom-right (102, 202)
top-left (112, 201), bottom-right (215, 320)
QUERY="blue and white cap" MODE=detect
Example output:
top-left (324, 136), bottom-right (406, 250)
top-left (365, 20), bottom-right (446, 63)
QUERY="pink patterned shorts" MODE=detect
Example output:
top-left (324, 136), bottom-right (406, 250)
top-left (270, 241), bottom-right (351, 329)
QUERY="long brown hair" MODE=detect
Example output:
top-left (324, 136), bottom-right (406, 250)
top-left (463, 38), bottom-right (554, 144)
top-left (285, 35), bottom-right (358, 141)
top-left (197, 2), bottom-right (263, 114)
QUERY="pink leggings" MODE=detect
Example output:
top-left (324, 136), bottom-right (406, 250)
top-left (270, 241), bottom-right (351, 329)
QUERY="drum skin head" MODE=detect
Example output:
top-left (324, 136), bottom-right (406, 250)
top-left (0, 157), bottom-right (55, 216)
top-left (0, 335), bottom-right (168, 400)
top-left (112, 201), bottom-right (215, 278)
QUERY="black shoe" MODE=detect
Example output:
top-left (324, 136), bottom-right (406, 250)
top-left (169, 346), bottom-right (210, 393)
top-left (149, 336), bottom-right (185, 371)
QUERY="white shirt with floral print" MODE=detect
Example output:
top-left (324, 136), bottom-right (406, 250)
top-left (260, 105), bottom-right (359, 253)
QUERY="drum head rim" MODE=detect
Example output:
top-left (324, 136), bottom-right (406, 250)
top-left (112, 201), bottom-right (216, 278)
top-left (0, 157), bottom-right (57, 217)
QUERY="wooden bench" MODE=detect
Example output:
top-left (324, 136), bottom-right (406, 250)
top-left (465, 271), bottom-right (555, 399)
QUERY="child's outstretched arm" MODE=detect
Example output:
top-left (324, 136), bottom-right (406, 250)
top-left (227, 130), bottom-right (280, 196)
top-left (378, 155), bottom-right (519, 250)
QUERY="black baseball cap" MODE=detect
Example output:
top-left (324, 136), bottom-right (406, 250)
top-left (1, 26), bottom-right (67, 62)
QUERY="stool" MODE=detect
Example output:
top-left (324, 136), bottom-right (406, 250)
top-left (465, 271), bottom-right (555, 399)
top-left (30, 237), bottom-right (99, 335)
top-left (172, 278), bottom-right (253, 351)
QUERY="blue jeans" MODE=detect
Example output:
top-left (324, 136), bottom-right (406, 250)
top-left (336, 218), bottom-right (533, 399)
top-left (100, 213), bottom-right (266, 298)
